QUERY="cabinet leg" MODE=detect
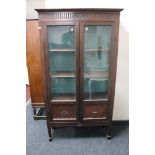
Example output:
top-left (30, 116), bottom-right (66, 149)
top-left (106, 124), bottom-right (112, 140)
top-left (33, 107), bottom-right (36, 115)
top-left (47, 122), bottom-right (53, 142)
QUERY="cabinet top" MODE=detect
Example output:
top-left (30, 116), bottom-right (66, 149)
top-left (35, 8), bottom-right (123, 13)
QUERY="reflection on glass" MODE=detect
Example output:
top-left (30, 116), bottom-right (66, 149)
top-left (83, 25), bottom-right (112, 100)
top-left (47, 26), bottom-right (76, 101)
top-left (48, 26), bottom-right (75, 49)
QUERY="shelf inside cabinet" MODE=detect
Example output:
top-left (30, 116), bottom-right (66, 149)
top-left (51, 95), bottom-right (76, 102)
top-left (48, 49), bottom-right (75, 52)
top-left (50, 72), bottom-right (76, 78)
top-left (84, 71), bottom-right (108, 79)
top-left (84, 48), bottom-right (109, 52)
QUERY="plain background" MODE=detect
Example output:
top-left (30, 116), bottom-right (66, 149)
top-left (0, 0), bottom-right (155, 155)
top-left (26, 0), bottom-right (129, 120)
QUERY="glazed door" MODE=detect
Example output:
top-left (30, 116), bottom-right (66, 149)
top-left (44, 22), bottom-right (80, 122)
top-left (80, 22), bottom-right (114, 121)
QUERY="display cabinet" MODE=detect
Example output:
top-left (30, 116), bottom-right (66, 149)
top-left (36, 8), bottom-right (123, 141)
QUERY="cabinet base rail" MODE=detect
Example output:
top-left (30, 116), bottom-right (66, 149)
top-left (32, 106), bottom-right (46, 120)
top-left (47, 122), bottom-right (112, 142)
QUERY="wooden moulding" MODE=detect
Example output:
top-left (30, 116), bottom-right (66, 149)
top-left (36, 8), bottom-right (123, 21)
top-left (35, 8), bottom-right (123, 12)
top-left (32, 102), bottom-right (45, 107)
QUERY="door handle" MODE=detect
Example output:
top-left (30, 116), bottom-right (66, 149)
top-left (92, 111), bottom-right (98, 114)
top-left (60, 110), bottom-right (68, 115)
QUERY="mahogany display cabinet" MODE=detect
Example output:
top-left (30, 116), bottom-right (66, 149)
top-left (35, 8), bottom-right (123, 141)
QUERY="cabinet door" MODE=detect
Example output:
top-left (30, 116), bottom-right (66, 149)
top-left (80, 22), bottom-right (114, 121)
top-left (43, 22), bottom-right (79, 121)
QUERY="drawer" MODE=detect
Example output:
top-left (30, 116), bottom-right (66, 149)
top-left (83, 104), bottom-right (107, 120)
top-left (52, 105), bottom-right (76, 120)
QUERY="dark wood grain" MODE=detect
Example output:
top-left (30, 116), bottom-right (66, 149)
top-left (52, 104), bottom-right (76, 120)
top-left (83, 104), bottom-right (107, 119)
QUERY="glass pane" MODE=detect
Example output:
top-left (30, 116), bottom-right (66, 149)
top-left (51, 78), bottom-right (76, 101)
top-left (83, 25), bottom-right (112, 101)
top-left (47, 26), bottom-right (76, 101)
top-left (48, 51), bottom-right (75, 73)
top-left (48, 26), bottom-right (75, 49)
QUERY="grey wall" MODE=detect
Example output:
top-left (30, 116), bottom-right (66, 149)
top-left (26, 0), bottom-right (45, 19)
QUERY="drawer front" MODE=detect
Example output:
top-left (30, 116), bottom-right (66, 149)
top-left (52, 105), bottom-right (76, 121)
top-left (83, 104), bottom-right (107, 120)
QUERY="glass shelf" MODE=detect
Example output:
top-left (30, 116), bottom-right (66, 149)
top-left (84, 93), bottom-right (108, 101)
top-left (48, 49), bottom-right (75, 52)
top-left (84, 48), bottom-right (109, 52)
top-left (50, 72), bottom-right (76, 78)
top-left (84, 71), bottom-right (108, 79)
top-left (51, 94), bottom-right (76, 102)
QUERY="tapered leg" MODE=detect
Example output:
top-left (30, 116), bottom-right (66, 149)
top-left (106, 123), bottom-right (112, 140)
top-left (47, 122), bottom-right (53, 142)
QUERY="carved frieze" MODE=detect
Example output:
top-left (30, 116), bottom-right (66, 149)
top-left (38, 11), bottom-right (120, 21)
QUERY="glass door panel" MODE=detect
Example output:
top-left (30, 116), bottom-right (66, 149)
top-left (83, 25), bottom-right (112, 101)
top-left (47, 25), bottom-right (76, 101)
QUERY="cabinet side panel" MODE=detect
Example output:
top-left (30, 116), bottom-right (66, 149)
top-left (108, 18), bottom-right (120, 120)
top-left (26, 20), bottom-right (44, 104)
